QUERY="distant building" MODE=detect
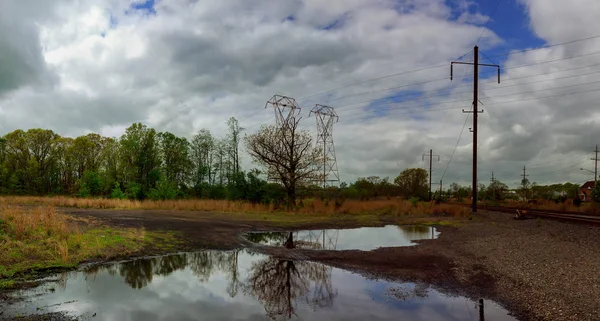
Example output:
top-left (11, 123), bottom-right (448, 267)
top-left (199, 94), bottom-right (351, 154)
top-left (579, 181), bottom-right (596, 201)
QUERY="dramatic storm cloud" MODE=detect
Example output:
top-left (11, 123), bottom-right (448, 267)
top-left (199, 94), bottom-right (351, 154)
top-left (0, 0), bottom-right (598, 187)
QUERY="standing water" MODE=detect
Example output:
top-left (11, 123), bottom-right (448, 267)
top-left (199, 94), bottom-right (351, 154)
top-left (245, 225), bottom-right (441, 250)
top-left (1, 250), bottom-right (517, 321)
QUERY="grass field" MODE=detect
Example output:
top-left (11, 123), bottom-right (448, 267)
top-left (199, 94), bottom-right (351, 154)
top-left (0, 205), bottom-right (179, 281)
top-left (0, 196), bottom-right (471, 217)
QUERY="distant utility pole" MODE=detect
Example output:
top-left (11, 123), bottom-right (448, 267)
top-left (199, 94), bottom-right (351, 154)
top-left (439, 179), bottom-right (443, 201)
top-left (521, 166), bottom-right (529, 201)
top-left (451, 46), bottom-right (501, 213)
top-left (490, 172), bottom-right (496, 200)
top-left (422, 149), bottom-right (440, 201)
top-left (592, 144), bottom-right (599, 183)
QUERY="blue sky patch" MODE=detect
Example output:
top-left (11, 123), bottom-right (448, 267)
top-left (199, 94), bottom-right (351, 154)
top-left (320, 14), bottom-right (348, 30)
top-left (128, 0), bottom-right (157, 15)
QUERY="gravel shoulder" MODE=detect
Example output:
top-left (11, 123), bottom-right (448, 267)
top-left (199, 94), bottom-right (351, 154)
top-left (5, 207), bottom-right (599, 321)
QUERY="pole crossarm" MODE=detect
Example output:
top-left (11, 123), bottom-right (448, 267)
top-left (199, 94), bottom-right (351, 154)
top-left (449, 46), bottom-right (501, 213)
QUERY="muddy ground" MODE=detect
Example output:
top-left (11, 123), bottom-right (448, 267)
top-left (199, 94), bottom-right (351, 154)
top-left (5, 208), bottom-right (600, 321)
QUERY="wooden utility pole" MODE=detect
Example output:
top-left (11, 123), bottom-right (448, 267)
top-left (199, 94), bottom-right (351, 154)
top-left (422, 149), bottom-right (440, 201)
top-left (451, 46), bottom-right (500, 213)
top-left (439, 179), bottom-right (443, 200)
top-left (592, 145), bottom-right (599, 183)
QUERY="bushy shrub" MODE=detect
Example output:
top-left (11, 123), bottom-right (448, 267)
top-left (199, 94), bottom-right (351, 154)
top-left (148, 176), bottom-right (178, 201)
top-left (110, 182), bottom-right (127, 200)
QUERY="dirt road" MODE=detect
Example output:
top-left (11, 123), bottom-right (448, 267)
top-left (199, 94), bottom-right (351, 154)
top-left (51, 208), bottom-right (600, 321)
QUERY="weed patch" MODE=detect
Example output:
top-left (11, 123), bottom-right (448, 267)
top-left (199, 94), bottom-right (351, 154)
top-left (0, 206), bottom-right (176, 279)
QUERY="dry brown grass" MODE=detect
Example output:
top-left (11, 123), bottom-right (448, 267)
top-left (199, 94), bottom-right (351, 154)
top-left (0, 204), bottom-right (174, 279)
top-left (0, 196), bottom-right (471, 217)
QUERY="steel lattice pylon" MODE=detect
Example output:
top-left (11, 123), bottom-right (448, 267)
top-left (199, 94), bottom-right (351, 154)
top-left (265, 95), bottom-right (301, 181)
top-left (310, 104), bottom-right (340, 188)
top-left (265, 94), bottom-right (301, 130)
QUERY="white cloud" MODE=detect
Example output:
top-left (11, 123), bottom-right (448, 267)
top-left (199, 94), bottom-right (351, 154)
top-left (5, 0), bottom-right (598, 187)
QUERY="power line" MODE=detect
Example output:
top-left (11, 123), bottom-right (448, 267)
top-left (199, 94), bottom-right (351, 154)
top-left (326, 48), bottom-right (600, 114)
top-left (441, 108), bottom-right (471, 181)
top-left (296, 64), bottom-right (449, 101)
top-left (293, 35), bottom-right (600, 105)
top-left (245, 41), bottom-right (600, 131)
top-left (320, 60), bottom-right (600, 110)
top-left (336, 77), bottom-right (600, 120)
top-left (476, 0), bottom-right (502, 45)
top-left (333, 68), bottom-right (600, 114)
top-left (488, 34), bottom-right (600, 59)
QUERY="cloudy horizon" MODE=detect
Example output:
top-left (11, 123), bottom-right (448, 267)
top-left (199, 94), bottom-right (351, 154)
top-left (2, 0), bottom-right (600, 188)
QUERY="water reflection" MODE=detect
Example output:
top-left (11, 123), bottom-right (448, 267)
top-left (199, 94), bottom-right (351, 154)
top-left (245, 257), bottom-right (336, 319)
top-left (2, 250), bottom-right (516, 321)
top-left (246, 225), bottom-right (440, 251)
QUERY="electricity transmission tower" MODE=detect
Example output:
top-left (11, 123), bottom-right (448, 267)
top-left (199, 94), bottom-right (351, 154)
top-left (451, 46), bottom-right (501, 213)
top-left (265, 95), bottom-right (301, 181)
top-left (422, 149), bottom-right (440, 201)
top-left (310, 104), bottom-right (340, 188)
top-left (266, 94), bottom-right (301, 130)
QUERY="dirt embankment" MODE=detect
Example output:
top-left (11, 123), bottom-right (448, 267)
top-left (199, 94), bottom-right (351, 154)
top-left (15, 207), bottom-right (600, 321)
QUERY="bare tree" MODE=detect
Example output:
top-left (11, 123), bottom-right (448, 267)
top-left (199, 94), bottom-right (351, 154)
top-left (245, 117), bottom-right (320, 206)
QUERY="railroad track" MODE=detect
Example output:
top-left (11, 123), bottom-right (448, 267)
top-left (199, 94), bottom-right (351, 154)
top-left (477, 205), bottom-right (600, 225)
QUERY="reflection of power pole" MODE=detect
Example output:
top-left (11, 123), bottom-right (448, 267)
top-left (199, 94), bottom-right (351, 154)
top-left (479, 298), bottom-right (485, 321)
top-left (592, 145), bottom-right (599, 183)
top-left (451, 46), bottom-right (501, 213)
top-left (310, 104), bottom-right (340, 188)
top-left (521, 166), bottom-right (529, 201)
top-left (422, 149), bottom-right (440, 201)
top-left (265, 95), bottom-right (301, 182)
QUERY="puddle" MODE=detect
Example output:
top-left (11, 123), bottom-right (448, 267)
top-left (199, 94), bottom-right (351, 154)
top-left (1, 250), bottom-right (517, 321)
top-left (246, 225), bottom-right (440, 251)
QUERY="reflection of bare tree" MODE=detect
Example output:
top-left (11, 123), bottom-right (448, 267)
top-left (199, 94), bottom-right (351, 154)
top-left (188, 251), bottom-right (216, 282)
top-left (244, 257), bottom-right (337, 320)
top-left (187, 250), bottom-right (242, 297)
top-left (155, 254), bottom-right (187, 277)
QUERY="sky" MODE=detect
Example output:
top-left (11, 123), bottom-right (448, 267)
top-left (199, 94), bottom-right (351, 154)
top-left (1, 0), bottom-right (600, 188)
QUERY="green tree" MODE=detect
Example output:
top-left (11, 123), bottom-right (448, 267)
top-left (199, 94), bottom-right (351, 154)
top-left (394, 168), bottom-right (428, 200)
top-left (486, 180), bottom-right (509, 201)
top-left (110, 182), bottom-right (127, 199)
top-left (190, 129), bottom-right (215, 191)
top-left (79, 171), bottom-right (102, 196)
top-left (119, 123), bottom-right (160, 199)
top-left (158, 132), bottom-right (190, 187)
top-left (148, 175), bottom-right (178, 201)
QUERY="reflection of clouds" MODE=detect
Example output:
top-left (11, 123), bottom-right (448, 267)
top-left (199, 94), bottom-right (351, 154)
top-left (2, 250), bottom-right (516, 321)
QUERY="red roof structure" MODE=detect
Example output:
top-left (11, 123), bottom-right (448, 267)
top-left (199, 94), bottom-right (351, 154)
top-left (580, 181), bottom-right (596, 201)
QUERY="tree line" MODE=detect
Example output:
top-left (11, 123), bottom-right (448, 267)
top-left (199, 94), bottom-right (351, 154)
top-left (0, 116), bottom-right (589, 205)
top-left (0, 118), bottom-right (284, 203)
